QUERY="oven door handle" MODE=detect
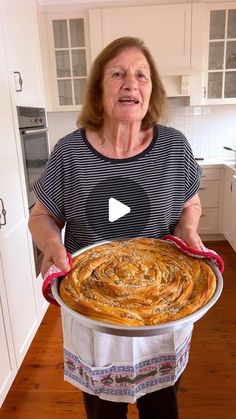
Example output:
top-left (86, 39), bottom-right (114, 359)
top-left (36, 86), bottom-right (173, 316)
top-left (23, 128), bottom-right (48, 135)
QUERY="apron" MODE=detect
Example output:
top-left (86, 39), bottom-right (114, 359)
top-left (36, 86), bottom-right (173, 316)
top-left (61, 308), bottom-right (193, 403)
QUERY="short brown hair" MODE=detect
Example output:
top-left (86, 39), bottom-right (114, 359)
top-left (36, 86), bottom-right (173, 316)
top-left (78, 37), bottom-right (168, 131)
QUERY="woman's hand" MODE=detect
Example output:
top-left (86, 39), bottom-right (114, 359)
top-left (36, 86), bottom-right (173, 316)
top-left (173, 225), bottom-right (204, 250)
top-left (41, 241), bottom-right (71, 277)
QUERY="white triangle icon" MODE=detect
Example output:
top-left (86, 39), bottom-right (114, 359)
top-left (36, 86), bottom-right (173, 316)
top-left (108, 197), bottom-right (131, 222)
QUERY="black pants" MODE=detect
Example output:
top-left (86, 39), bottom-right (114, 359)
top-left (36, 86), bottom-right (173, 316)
top-left (82, 379), bottom-right (180, 419)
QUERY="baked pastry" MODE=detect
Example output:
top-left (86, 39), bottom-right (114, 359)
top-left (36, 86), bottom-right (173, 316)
top-left (59, 238), bottom-right (217, 326)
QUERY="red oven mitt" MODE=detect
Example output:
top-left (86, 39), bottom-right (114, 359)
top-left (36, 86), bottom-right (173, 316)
top-left (161, 235), bottom-right (224, 273)
top-left (42, 253), bottom-right (73, 305)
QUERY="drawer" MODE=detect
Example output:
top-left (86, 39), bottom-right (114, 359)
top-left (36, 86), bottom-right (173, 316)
top-left (198, 181), bottom-right (219, 207)
top-left (198, 208), bottom-right (218, 234)
top-left (200, 167), bottom-right (220, 181)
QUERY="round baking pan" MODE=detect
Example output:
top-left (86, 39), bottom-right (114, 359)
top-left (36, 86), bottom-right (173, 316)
top-left (51, 241), bottom-right (223, 337)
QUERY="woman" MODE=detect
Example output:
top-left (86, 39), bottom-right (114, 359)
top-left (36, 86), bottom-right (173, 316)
top-left (29, 37), bottom-right (202, 419)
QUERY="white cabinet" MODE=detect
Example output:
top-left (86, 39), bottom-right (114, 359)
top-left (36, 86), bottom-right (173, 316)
top-left (0, 259), bottom-right (17, 407)
top-left (222, 167), bottom-right (236, 251)
top-left (0, 0), bottom-right (45, 107)
top-left (198, 167), bottom-right (221, 234)
top-left (0, 4), bottom-right (38, 366)
top-left (191, 3), bottom-right (236, 105)
top-left (42, 12), bottom-right (90, 111)
top-left (0, 1), bottom-right (48, 407)
top-left (89, 4), bottom-right (191, 97)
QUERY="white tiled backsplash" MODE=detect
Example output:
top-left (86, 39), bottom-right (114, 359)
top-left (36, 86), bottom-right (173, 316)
top-left (168, 101), bottom-right (236, 159)
top-left (47, 103), bottom-right (236, 158)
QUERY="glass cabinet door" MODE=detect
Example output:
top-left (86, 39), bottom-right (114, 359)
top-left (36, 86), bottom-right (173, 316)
top-left (52, 18), bottom-right (87, 106)
top-left (207, 9), bottom-right (236, 99)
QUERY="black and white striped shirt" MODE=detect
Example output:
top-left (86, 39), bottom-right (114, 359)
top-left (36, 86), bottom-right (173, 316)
top-left (34, 124), bottom-right (201, 253)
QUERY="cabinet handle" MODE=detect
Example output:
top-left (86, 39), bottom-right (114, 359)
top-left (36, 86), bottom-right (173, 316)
top-left (203, 86), bottom-right (207, 98)
top-left (200, 214), bottom-right (206, 218)
top-left (0, 198), bottom-right (7, 228)
top-left (231, 182), bottom-right (232, 193)
top-left (199, 187), bottom-right (206, 191)
top-left (14, 71), bottom-right (23, 92)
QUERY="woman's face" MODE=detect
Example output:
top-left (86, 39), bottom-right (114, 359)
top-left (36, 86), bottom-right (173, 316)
top-left (102, 47), bottom-right (152, 125)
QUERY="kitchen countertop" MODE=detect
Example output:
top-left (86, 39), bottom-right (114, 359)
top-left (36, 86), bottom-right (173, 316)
top-left (196, 158), bottom-right (236, 171)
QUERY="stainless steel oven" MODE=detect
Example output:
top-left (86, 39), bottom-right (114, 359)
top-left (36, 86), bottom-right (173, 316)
top-left (17, 106), bottom-right (49, 209)
top-left (17, 106), bottom-right (49, 276)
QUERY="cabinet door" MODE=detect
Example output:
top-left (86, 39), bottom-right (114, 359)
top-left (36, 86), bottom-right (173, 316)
top-left (45, 13), bottom-right (90, 110)
top-left (223, 169), bottom-right (236, 250)
top-left (1, 0), bottom-right (44, 107)
top-left (90, 4), bottom-right (191, 76)
top-left (198, 208), bottom-right (219, 234)
top-left (207, 8), bottom-right (236, 102)
top-left (0, 258), bottom-right (17, 408)
top-left (0, 15), bottom-right (38, 368)
top-left (198, 181), bottom-right (219, 207)
top-left (191, 4), bottom-right (236, 105)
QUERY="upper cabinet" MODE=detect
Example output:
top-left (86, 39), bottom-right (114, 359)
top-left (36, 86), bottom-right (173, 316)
top-left (89, 4), bottom-right (191, 97)
top-left (191, 2), bottom-right (236, 105)
top-left (207, 7), bottom-right (236, 102)
top-left (0, 0), bottom-right (45, 107)
top-left (39, 2), bottom-right (236, 108)
top-left (42, 12), bottom-right (90, 111)
top-left (91, 4), bottom-right (191, 75)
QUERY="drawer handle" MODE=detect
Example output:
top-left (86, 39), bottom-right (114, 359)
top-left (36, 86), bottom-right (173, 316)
top-left (199, 187), bottom-right (206, 191)
top-left (200, 214), bottom-right (206, 218)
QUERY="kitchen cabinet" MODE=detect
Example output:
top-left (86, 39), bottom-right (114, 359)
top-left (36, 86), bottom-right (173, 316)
top-left (0, 259), bottom-right (17, 407)
top-left (222, 167), bottom-right (236, 251)
top-left (198, 167), bottom-right (221, 234)
top-left (0, 4), bottom-right (37, 366)
top-left (89, 4), bottom-right (191, 97)
top-left (0, 0), bottom-right (45, 107)
top-left (42, 12), bottom-right (90, 111)
top-left (0, 1), bottom-right (48, 407)
top-left (191, 3), bottom-right (236, 105)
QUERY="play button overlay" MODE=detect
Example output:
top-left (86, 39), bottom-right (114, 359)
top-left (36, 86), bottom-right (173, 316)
top-left (109, 198), bottom-right (131, 222)
top-left (86, 176), bottom-right (150, 240)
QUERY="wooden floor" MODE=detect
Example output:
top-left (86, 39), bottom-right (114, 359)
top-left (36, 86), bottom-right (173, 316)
top-left (0, 241), bottom-right (235, 419)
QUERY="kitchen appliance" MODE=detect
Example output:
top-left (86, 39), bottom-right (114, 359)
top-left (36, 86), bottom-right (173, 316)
top-left (17, 106), bottom-right (49, 276)
top-left (17, 106), bottom-right (49, 209)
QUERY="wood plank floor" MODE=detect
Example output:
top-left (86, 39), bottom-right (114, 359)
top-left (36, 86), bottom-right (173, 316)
top-left (0, 241), bottom-right (235, 419)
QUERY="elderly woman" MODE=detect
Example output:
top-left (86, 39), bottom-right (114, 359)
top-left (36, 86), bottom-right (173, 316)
top-left (29, 37), bottom-right (202, 419)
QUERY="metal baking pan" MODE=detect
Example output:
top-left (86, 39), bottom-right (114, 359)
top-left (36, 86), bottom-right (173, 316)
top-left (51, 241), bottom-right (223, 337)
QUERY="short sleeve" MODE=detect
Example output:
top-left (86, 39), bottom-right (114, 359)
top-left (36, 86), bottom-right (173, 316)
top-left (33, 139), bottom-right (66, 222)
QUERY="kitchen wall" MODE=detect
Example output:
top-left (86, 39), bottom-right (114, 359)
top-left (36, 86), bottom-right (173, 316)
top-left (168, 101), bottom-right (236, 159)
top-left (47, 103), bottom-right (236, 159)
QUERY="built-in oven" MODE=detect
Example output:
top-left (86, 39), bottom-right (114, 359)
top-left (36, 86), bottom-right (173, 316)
top-left (17, 106), bottom-right (50, 276)
top-left (17, 106), bottom-right (49, 209)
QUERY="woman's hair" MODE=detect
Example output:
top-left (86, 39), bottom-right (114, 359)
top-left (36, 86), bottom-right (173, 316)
top-left (77, 36), bottom-right (168, 131)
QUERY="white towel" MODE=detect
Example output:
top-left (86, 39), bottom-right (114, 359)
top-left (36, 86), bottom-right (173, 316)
top-left (61, 307), bottom-right (193, 403)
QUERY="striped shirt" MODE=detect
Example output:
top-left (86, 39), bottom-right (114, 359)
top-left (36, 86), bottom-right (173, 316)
top-left (34, 124), bottom-right (201, 253)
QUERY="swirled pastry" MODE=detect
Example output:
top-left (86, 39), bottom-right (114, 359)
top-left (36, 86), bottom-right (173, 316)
top-left (59, 238), bottom-right (217, 326)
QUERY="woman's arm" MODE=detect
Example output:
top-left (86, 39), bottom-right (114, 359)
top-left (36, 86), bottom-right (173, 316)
top-left (28, 200), bottom-right (70, 276)
top-left (173, 193), bottom-right (204, 250)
